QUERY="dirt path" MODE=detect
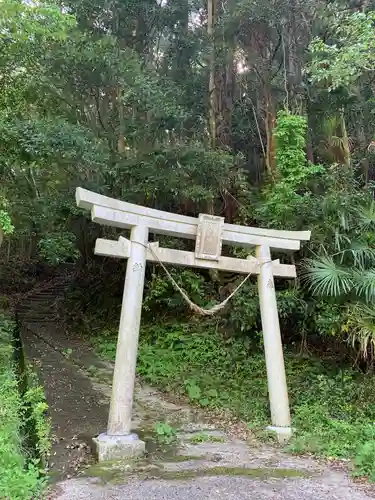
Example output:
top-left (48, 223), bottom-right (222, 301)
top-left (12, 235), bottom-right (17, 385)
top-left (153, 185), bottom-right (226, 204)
top-left (19, 287), bottom-right (375, 500)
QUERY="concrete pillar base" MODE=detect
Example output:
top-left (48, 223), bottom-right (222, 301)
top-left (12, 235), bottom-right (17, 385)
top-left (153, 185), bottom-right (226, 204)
top-left (266, 426), bottom-right (293, 444)
top-left (94, 433), bottom-right (145, 462)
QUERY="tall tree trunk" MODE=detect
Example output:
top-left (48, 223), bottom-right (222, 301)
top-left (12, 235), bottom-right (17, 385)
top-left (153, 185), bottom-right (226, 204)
top-left (207, 0), bottom-right (236, 218)
top-left (264, 85), bottom-right (277, 175)
top-left (208, 0), bottom-right (217, 148)
top-left (175, 0), bottom-right (190, 83)
top-left (306, 126), bottom-right (315, 163)
top-left (216, 43), bottom-right (235, 149)
top-left (286, 0), bottom-right (305, 108)
top-left (354, 86), bottom-right (369, 182)
top-left (207, 0), bottom-right (235, 148)
top-left (340, 110), bottom-right (351, 169)
top-left (117, 88), bottom-right (126, 153)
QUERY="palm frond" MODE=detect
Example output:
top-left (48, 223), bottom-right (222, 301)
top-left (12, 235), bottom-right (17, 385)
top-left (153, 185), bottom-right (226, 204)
top-left (355, 201), bottom-right (375, 232)
top-left (302, 256), bottom-right (353, 297)
top-left (334, 229), bottom-right (350, 254)
top-left (321, 115), bottom-right (341, 137)
top-left (346, 304), bottom-right (375, 360)
top-left (344, 240), bottom-right (375, 268)
top-left (352, 268), bottom-right (375, 303)
top-left (329, 135), bottom-right (345, 148)
top-left (339, 212), bottom-right (350, 231)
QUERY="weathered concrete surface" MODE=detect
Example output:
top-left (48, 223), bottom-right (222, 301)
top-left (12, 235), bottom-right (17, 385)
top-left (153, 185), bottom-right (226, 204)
top-left (94, 433), bottom-right (145, 461)
top-left (52, 473), bottom-right (373, 500)
top-left (49, 427), bottom-right (375, 500)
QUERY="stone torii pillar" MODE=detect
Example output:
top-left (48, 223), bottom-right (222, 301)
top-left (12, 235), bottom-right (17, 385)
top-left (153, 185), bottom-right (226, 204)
top-left (76, 188), bottom-right (311, 460)
top-left (256, 245), bottom-right (291, 440)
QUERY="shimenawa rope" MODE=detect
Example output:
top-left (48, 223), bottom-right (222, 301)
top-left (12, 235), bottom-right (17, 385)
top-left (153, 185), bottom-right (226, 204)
top-left (136, 241), bottom-right (271, 316)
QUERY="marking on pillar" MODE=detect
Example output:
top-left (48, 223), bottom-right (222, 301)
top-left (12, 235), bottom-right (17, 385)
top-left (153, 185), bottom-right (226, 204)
top-left (132, 262), bottom-right (144, 272)
top-left (267, 279), bottom-right (274, 289)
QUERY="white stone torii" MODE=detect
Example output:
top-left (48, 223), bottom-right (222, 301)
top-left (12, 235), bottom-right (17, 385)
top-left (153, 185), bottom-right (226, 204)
top-left (76, 187), bottom-right (311, 461)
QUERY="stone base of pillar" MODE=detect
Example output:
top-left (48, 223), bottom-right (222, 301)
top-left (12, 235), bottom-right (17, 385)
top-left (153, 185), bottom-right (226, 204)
top-left (266, 426), bottom-right (293, 444)
top-left (94, 433), bottom-right (145, 462)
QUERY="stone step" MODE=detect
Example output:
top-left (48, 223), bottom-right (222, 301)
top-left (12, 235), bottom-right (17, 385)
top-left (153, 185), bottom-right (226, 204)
top-left (26, 296), bottom-right (61, 301)
top-left (18, 278), bottom-right (73, 328)
top-left (20, 302), bottom-right (55, 308)
top-left (27, 292), bottom-right (61, 296)
top-left (24, 319), bottom-right (55, 323)
top-left (23, 314), bottom-right (55, 319)
top-left (19, 306), bottom-right (55, 312)
top-left (22, 300), bottom-right (57, 305)
top-left (19, 312), bottom-right (54, 318)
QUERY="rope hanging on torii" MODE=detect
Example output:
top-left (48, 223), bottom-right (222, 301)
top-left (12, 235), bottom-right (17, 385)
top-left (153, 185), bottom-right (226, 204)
top-left (136, 239), bottom-right (271, 316)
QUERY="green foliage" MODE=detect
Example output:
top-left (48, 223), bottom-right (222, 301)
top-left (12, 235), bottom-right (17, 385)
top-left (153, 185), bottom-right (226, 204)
top-left (222, 283), bottom-right (309, 340)
top-left (92, 334), bottom-right (117, 360)
top-left (285, 369), bottom-right (375, 475)
top-left (0, 195), bottom-right (14, 235)
top-left (302, 194), bottom-right (375, 358)
top-left (275, 112), bottom-right (308, 177)
top-left (0, 0), bottom-right (76, 76)
top-left (154, 422), bottom-right (177, 444)
top-left (343, 304), bottom-right (375, 362)
top-left (38, 232), bottom-right (80, 265)
top-left (309, 10), bottom-right (375, 90)
top-left (303, 256), bottom-right (353, 297)
top-left (304, 254), bottom-right (375, 301)
top-left (313, 300), bottom-right (343, 338)
top-left (93, 322), bottom-right (269, 421)
top-left (222, 282), bottom-right (260, 335)
top-left (143, 268), bottom-right (210, 313)
top-left (354, 441), bottom-right (375, 481)
top-left (116, 143), bottom-right (244, 210)
top-left (0, 210), bottom-right (14, 235)
top-left (23, 370), bottom-right (51, 462)
top-left (256, 111), bottom-right (323, 229)
top-left (0, 315), bottom-right (48, 499)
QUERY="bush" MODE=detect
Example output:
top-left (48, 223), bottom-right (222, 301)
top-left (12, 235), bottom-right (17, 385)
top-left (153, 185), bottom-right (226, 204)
top-left (0, 314), bottom-right (49, 499)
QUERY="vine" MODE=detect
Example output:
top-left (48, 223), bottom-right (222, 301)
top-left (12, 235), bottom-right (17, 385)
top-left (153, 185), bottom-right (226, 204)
top-left (256, 110), bottom-right (323, 229)
top-left (0, 210), bottom-right (14, 235)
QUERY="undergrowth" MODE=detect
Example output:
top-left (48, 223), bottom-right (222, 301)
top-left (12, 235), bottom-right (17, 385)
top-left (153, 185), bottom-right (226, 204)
top-left (92, 320), bottom-right (375, 480)
top-left (0, 314), bottom-right (50, 499)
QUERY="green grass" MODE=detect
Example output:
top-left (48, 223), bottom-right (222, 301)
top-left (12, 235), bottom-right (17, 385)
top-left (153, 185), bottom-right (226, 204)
top-left (92, 321), bottom-right (375, 480)
top-left (0, 314), bottom-right (49, 499)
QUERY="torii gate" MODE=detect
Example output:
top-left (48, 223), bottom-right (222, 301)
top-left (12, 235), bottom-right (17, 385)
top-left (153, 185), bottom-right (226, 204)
top-left (76, 188), bottom-right (311, 461)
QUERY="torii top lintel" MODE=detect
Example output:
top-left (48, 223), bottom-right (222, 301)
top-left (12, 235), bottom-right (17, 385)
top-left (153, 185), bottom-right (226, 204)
top-left (76, 188), bottom-right (311, 251)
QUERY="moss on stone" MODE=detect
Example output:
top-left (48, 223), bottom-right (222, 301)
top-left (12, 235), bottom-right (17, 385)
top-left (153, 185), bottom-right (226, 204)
top-left (85, 460), bottom-right (308, 484)
top-left (140, 466), bottom-right (307, 481)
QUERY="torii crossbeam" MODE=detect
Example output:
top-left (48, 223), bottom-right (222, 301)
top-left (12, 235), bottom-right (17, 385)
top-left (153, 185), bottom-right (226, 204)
top-left (76, 187), bottom-right (311, 461)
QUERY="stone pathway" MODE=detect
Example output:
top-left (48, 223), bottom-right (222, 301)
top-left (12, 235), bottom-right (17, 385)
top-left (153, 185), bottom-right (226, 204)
top-left (19, 283), bottom-right (375, 500)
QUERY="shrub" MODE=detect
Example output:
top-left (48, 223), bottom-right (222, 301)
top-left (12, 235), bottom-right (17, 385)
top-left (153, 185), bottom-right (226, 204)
top-left (0, 314), bottom-right (49, 499)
